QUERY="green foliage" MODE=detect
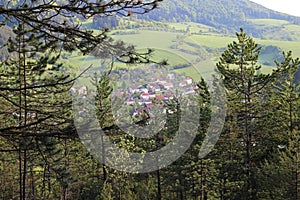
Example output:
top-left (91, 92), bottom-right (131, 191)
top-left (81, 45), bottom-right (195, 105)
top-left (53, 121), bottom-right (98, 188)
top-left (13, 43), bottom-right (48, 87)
top-left (0, 21), bottom-right (74, 199)
top-left (216, 28), bottom-right (283, 200)
top-left (1, 3), bottom-right (300, 196)
top-left (138, 0), bottom-right (300, 37)
top-left (258, 52), bottom-right (300, 199)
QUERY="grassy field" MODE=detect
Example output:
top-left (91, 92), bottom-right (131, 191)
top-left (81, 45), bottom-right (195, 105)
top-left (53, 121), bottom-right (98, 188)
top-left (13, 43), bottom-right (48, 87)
top-left (67, 21), bottom-right (300, 83)
top-left (113, 30), bottom-right (177, 49)
top-left (256, 38), bottom-right (300, 57)
top-left (248, 18), bottom-right (300, 34)
top-left (283, 24), bottom-right (300, 32)
top-left (248, 19), bottom-right (290, 26)
top-left (168, 22), bottom-right (219, 34)
top-left (190, 35), bottom-right (235, 48)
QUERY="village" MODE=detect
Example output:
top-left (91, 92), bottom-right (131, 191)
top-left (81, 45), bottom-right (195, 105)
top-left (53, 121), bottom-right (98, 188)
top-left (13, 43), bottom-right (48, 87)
top-left (111, 72), bottom-right (196, 118)
top-left (70, 66), bottom-right (197, 119)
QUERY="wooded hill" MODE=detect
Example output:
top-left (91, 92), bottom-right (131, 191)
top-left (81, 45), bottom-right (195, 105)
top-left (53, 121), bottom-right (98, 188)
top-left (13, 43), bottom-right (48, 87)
top-left (138, 0), bottom-right (300, 37)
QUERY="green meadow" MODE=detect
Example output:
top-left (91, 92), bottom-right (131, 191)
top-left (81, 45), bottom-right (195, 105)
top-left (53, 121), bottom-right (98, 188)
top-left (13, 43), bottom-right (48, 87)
top-left (67, 21), bottom-right (300, 82)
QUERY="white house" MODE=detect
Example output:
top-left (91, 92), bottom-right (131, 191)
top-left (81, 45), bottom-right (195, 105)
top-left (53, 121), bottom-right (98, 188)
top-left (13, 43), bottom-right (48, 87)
top-left (141, 93), bottom-right (150, 100)
top-left (186, 77), bottom-right (193, 85)
top-left (140, 88), bottom-right (149, 94)
top-left (163, 82), bottom-right (174, 90)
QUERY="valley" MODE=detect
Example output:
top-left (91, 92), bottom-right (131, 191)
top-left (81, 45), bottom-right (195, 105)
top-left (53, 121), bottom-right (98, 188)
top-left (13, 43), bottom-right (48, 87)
top-left (69, 18), bottom-right (300, 82)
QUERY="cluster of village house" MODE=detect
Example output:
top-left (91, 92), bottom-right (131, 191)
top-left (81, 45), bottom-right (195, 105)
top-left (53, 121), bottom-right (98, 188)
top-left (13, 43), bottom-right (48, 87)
top-left (70, 72), bottom-right (196, 117)
top-left (112, 73), bottom-right (195, 115)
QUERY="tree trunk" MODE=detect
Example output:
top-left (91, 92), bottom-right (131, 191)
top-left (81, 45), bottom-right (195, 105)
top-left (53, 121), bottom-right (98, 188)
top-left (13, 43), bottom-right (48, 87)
top-left (157, 169), bottom-right (161, 200)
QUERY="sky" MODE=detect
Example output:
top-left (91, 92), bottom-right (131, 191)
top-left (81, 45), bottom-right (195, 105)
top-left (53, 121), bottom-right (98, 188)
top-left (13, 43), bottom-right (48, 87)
top-left (250, 0), bottom-right (300, 17)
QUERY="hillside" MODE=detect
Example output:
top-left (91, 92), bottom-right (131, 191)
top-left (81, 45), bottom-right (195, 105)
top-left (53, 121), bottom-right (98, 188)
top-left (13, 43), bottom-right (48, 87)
top-left (138, 0), bottom-right (300, 38)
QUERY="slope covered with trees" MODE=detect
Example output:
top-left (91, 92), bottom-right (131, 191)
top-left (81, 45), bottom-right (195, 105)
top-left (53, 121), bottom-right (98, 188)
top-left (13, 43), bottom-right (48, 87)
top-left (139, 0), bottom-right (300, 36)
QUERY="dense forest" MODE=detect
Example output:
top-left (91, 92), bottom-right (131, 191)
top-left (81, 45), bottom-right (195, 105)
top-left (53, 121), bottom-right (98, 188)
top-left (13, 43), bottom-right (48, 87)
top-left (137, 0), bottom-right (300, 36)
top-left (0, 0), bottom-right (299, 200)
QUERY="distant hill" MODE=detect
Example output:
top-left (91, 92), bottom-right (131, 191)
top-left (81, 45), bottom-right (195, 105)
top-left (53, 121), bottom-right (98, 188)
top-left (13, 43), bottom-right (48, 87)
top-left (139, 0), bottom-right (300, 37)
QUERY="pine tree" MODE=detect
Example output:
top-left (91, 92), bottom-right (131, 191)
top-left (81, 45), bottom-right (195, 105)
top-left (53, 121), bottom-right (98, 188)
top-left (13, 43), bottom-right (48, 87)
top-left (0, 0), bottom-right (162, 55)
top-left (0, 1), bottom-right (165, 199)
top-left (259, 51), bottom-right (300, 199)
top-left (0, 22), bottom-right (74, 199)
top-left (216, 28), bottom-right (275, 199)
